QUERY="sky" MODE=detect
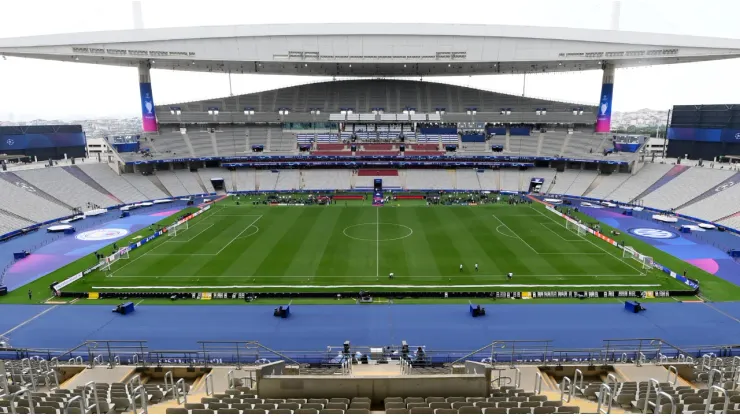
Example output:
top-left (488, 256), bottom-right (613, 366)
top-left (0, 0), bottom-right (738, 121)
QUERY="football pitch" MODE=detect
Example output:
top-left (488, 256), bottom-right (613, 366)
top-left (65, 200), bottom-right (686, 293)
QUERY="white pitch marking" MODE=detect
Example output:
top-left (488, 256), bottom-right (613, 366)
top-left (491, 213), bottom-right (539, 253)
top-left (94, 283), bottom-right (663, 290)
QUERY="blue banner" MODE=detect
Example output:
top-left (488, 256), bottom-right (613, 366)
top-left (613, 141), bottom-right (641, 153)
top-left (461, 134), bottom-right (485, 143)
top-left (667, 127), bottom-right (740, 143)
top-left (510, 127), bottom-right (531, 136)
top-left (0, 133), bottom-right (86, 151)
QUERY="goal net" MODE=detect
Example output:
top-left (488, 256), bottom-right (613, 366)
top-left (623, 246), bottom-right (654, 269)
top-left (101, 248), bottom-right (130, 276)
top-left (169, 221), bottom-right (188, 237)
top-left (565, 220), bottom-right (587, 237)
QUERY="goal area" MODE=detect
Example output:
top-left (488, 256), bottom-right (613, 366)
top-left (565, 220), bottom-right (587, 237)
top-left (101, 248), bottom-right (130, 276)
top-left (623, 246), bottom-right (654, 269)
top-left (169, 221), bottom-right (188, 237)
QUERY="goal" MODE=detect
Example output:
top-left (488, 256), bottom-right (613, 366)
top-left (169, 221), bottom-right (188, 237)
top-left (623, 246), bottom-right (654, 269)
top-left (565, 220), bottom-right (587, 237)
top-left (101, 248), bottom-right (130, 276)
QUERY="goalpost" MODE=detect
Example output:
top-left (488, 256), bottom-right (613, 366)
top-left (169, 221), bottom-right (188, 237)
top-left (565, 220), bottom-right (587, 237)
top-left (101, 248), bottom-right (130, 276)
top-left (623, 246), bottom-right (654, 269)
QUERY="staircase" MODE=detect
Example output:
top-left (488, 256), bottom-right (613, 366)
top-left (147, 173), bottom-right (173, 197)
top-left (62, 165), bottom-right (123, 204)
top-left (0, 172), bottom-right (73, 209)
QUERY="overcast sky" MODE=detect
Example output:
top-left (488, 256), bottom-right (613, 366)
top-left (0, 0), bottom-right (738, 121)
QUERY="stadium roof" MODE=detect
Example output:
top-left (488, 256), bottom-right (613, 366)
top-left (1, 23), bottom-right (740, 77)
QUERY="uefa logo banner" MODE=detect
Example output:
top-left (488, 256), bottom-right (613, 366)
top-left (76, 228), bottom-right (129, 241)
top-left (628, 228), bottom-right (678, 240)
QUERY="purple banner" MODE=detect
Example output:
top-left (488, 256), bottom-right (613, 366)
top-left (140, 82), bottom-right (158, 132)
top-left (595, 83), bottom-right (613, 133)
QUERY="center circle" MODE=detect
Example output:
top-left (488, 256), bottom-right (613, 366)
top-left (343, 223), bottom-right (413, 242)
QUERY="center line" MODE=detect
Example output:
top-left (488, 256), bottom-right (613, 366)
top-left (376, 207), bottom-right (380, 277)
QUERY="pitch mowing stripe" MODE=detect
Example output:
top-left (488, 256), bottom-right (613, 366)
top-left (93, 283), bottom-right (663, 290)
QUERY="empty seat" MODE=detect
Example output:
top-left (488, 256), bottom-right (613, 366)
top-left (410, 408), bottom-right (435, 414)
top-left (278, 403), bottom-right (300, 410)
top-left (534, 407), bottom-right (557, 414)
top-left (318, 410), bottom-right (344, 415)
top-left (329, 398), bottom-right (350, 405)
top-left (386, 410), bottom-right (409, 414)
top-left (309, 399), bottom-right (329, 406)
top-left (509, 409), bottom-right (532, 414)
top-left (348, 402), bottom-right (371, 410)
top-left (483, 409), bottom-right (507, 414)
top-left (303, 403), bottom-right (325, 410)
top-left (269, 410), bottom-right (294, 414)
top-left (426, 398), bottom-right (445, 404)
top-left (255, 404), bottom-right (278, 410)
top-left (430, 403), bottom-right (452, 410)
top-left (287, 399), bottom-right (307, 405)
top-left (436, 410), bottom-right (457, 415)
top-left (409, 403), bottom-right (430, 410)
top-left (186, 403), bottom-right (206, 410)
top-left (221, 410), bottom-right (241, 414)
top-left (192, 410), bottom-right (216, 415)
top-left (386, 402), bottom-right (406, 410)
top-left (457, 407), bottom-right (482, 414)
top-left (556, 406), bottom-right (580, 414)
top-left (296, 410), bottom-right (319, 415)
top-left (166, 409), bottom-right (189, 414)
top-left (244, 411), bottom-right (268, 415)
top-left (326, 403), bottom-right (347, 411)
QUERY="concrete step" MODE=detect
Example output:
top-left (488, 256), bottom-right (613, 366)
top-left (61, 366), bottom-right (134, 389)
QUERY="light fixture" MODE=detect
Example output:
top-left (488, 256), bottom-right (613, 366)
top-left (506, 110), bottom-right (511, 115)
top-left (349, 64), bottom-right (352, 68)
top-left (244, 108), bottom-right (255, 115)
top-left (535, 110), bottom-right (541, 116)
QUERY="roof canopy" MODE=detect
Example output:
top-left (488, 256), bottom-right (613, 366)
top-left (1, 23), bottom-right (739, 76)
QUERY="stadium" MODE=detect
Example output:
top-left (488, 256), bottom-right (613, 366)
top-left (0, 16), bottom-right (740, 415)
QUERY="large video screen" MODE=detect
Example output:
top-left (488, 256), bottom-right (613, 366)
top-left (0, 125), bottom-right (86, 159)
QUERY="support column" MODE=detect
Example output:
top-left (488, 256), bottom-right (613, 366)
top-left (595, 64), bottom-right (615, 133)
top-left (138, 61), bottom-right (158, 133)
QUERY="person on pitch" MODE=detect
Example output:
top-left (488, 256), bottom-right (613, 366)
top-left (507, 272), bottom-right (513, 280)
top-left (459, 264), bottom-right (463, 272)
top-left (475, 263), bottom-right (479, 272)
top-left (389, 272), bottom-right (394, 279)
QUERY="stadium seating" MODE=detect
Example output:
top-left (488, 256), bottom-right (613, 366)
top-left (603, 162), bottom-right (674, 203)
top-left (301, 170), bottom-right (351, 190)
top-left (15, 167), bottom-right (119, 209)
top-left (548, 171), bottom-right (598, 196)
top-left (157, 79), bottom-right (594, 115)
top-left (641, 166), bottom-right (736, 211)
top-left (156, 171), bottom-right (191, 197)
top-left (78, 164), bottom-right (148, 203)
top-left (406, 170), bottom-right (454, 190)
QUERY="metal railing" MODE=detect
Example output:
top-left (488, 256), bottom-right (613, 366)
top-left (596, 383), bottom-right (612, 414)
top-left (560, 376), bottom-right (572, 403)
top-left (705, 385), bottom-right (729, 414)
top-left (205, 373), bottom-right (214, 396)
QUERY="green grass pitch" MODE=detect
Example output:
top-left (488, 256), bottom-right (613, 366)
top-left (65, 200), bottom-right (687, 293)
